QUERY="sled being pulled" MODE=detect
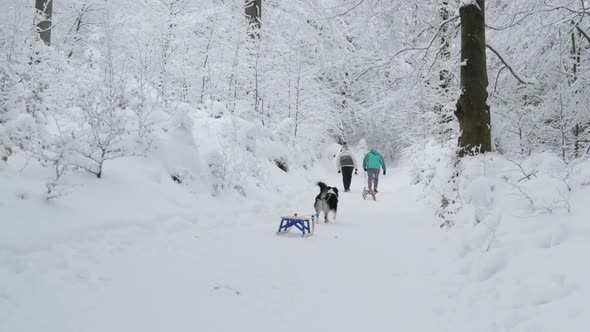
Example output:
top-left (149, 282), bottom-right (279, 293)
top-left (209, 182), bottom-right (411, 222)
top-left (276, 214), bottom-right (315, 237)
top-left (362, 188), bottom-right (376, 201)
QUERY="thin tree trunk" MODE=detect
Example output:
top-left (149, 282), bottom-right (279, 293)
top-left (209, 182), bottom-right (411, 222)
top-left (67, 3), bottom-right (89, 58)
top-left (570, 21), bottom-right (582, 158)
top-left (455, 0), bottom-right (491, 156)
top-left (439, 0), bottom-right (451, 91)
top-left (437, 0), bottom-right (452, 140)
top-left (254, 39), bottom-right (262, 122)
top-left (571, 22), bottom-right (581, 84)
top-left (294, 53), bottom-right (302, 138)
top-left (287, 44), bottom-right (292, 118)
top-left (200, 25), bottom-right (215, 104)
top-left (559, 89), bottom-right (567, 161)
top-left (35, 0), bottom-right (53, 45)
top-left (227, 34), bottom-right (241, 113)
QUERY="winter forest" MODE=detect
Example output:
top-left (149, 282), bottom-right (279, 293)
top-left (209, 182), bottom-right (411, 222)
top-left (2, 0), bottom-right (590, 331)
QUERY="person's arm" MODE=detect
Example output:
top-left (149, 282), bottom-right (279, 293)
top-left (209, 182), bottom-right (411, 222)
top-left (363, 154), bottom-right (368, 170)
top-left (380, 155), bottom-right (387, 174)
top-left (336, 153), bottom-right (341, 172)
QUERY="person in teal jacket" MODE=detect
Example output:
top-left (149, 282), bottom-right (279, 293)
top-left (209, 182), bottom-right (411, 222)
top-left (363, 149), bottom-right (386, 193)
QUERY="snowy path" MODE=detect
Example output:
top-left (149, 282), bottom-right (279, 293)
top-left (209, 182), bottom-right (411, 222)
top-left (1, 169), bottom-right (456, 332)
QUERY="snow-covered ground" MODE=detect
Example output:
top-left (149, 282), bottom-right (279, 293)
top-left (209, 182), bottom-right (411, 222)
top-left (3, 157), bottom-right (590, 331)
top-left (2, 116), bottom-right (590, 332)
top-left (0, 165), bottom-right (446, 331)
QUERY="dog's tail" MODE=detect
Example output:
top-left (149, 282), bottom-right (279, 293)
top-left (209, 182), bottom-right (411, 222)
top-left (317, 181), bottom-right (328, 193)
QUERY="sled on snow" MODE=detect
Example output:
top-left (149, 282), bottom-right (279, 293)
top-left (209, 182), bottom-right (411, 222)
top-left (362, 188), bottom-right (376, 201)
top-left (276, 214), bottom-right (315, 237)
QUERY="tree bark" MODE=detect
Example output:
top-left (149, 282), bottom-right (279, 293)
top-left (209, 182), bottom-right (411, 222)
top-left (455, 0), bottom-right (491, 156)
top-left (35, 0), bottom-right (53, 45)
top-left (245, 0), bottom-right (261, 37)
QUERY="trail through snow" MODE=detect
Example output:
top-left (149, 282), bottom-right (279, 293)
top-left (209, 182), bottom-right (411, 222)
top-left (1, 168), bottom-right (455, 331)
top-left (5, 167), bottom-right (560, 332)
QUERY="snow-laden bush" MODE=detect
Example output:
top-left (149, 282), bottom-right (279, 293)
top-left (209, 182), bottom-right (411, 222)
top-left (0, 64), bottom-right (34, 162)
top-left (402, 139), bottom-right (461, 226)
top-left (191, 100), bottom-right (335, 196)
top-left (151, 103), bottom-right (202, 189)
top-left (406, 139), bottom-right (577, 233)
top-left (195, 106), bottom-right (280, 196)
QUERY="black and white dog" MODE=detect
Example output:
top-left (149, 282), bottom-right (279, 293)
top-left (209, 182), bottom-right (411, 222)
top-left (314, 182), bottom-right (339, 223)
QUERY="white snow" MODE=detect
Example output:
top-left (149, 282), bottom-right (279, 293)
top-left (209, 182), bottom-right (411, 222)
top-left (460, 0), bottom-right (480, 9)
top-left (0, 162), bottom-right (442, 331)
top-left (2, 143), bottom-right (590, 331)
top-left (3, 0), bottom-right (590, 329)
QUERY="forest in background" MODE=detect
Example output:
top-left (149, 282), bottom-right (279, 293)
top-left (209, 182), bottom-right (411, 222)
top-left (3, 4), bottom-right (590, 330)
top-left (1, 0), bottom-right (589, 205)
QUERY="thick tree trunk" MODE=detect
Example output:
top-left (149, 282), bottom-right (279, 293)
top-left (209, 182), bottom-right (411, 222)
top-left (455, 0), bottom-right (491, 156)
top-left (35, 0), bottom-right (53, 45)
top-left (245, 0), bottom-right (261, 37)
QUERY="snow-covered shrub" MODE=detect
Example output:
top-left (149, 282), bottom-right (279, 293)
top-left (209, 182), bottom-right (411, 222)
top-left (0, 64), bottom-right (31, 161)
top-left (205, 150), bottom-right (226, 194)
top-left (406, 138), bottom-right (578, 232)
top-left (403, 139), bottom-right (461, 227)
top-left (151, 103), bottom-right (202, 189)
top-left (194, 111), bottom-right (263, 195)
top-left (569, 157), bottom-right (590, 189)
top-left (272, 118), bottom-right (295, 144)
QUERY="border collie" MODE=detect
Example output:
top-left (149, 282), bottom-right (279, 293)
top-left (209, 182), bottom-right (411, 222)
top-left (314, 182), bottom-right (339, 223)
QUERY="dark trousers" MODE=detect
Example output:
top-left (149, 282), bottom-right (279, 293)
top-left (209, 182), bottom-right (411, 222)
top-left (341, 167), bottom-right (354, 190)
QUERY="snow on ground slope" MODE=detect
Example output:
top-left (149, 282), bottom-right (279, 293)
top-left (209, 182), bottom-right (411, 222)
top-left (0, 167), bottom-right (450, 331)
top-left (2, 163), bottom-right (590, 331)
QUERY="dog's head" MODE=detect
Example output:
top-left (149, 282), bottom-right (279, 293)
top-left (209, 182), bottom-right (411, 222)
top-left (327, 187), bottom-right (339, 198)
top-left (317, 182), bottom-right (338, 199)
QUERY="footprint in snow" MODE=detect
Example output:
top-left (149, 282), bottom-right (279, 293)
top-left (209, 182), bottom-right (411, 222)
top-left (212, 284), bottom-right (241, 295)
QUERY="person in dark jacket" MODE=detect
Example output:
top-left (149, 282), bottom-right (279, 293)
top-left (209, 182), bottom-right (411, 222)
top-left (363, 149), bottom-right (386, 193)
top-left (337, 143), bottom-right (358, 192)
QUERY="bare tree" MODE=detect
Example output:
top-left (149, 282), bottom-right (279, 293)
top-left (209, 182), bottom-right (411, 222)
top-left (66, 3), bottom-right (93, 58)
top-left (455, 0), bottom-right (492, 156)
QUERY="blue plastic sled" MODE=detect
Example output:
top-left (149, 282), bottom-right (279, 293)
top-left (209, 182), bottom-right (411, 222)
top-left (276, 214), bottom-right (316, 237)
